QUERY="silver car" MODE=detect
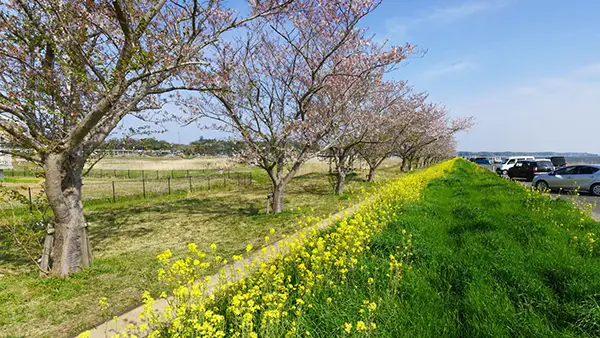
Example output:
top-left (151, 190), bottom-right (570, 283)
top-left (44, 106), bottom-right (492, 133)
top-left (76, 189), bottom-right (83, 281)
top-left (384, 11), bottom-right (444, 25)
top-left (532, 164), bottom-right (600, 196)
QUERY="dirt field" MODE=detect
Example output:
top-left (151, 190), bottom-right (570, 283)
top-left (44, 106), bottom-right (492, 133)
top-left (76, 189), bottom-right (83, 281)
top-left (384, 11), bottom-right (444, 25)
top-left (91, 156), bottom-right (239, 171)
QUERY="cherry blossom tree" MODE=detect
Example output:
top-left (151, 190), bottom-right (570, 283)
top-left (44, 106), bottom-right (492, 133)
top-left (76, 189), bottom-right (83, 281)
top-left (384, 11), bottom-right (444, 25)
top-left (415, 135), bottom-right (457, 167)
top-left (0, 0), bottom-right (290, 276)
top-left (356, 86), bottom-right (424, 182)
top-left (187, 0), bottom-right (413, 212)
top-left (396, 103), bottom-right (473, 171)
top-left (319, 78), bottom-right (410, 193)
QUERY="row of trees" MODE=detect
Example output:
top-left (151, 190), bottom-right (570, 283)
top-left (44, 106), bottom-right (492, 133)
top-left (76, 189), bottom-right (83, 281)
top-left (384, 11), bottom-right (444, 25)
top-left (102, 136), bottom-right (244, 155)
top-left (0, 0), bottom-right (470, 276)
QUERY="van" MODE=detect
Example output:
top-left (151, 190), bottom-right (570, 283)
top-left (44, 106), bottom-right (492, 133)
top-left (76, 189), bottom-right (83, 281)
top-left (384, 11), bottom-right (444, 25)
top-left (496, 156), bottom-right (535, 175)
top-left (550, 156), bottom-right (567, 168)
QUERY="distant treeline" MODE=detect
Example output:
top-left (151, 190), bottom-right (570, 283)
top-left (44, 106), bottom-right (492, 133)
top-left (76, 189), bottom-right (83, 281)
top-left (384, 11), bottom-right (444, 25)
top-left (459, 151), bottom-right (599, 157)
top-left (105, 137), bottom-right (245, 156)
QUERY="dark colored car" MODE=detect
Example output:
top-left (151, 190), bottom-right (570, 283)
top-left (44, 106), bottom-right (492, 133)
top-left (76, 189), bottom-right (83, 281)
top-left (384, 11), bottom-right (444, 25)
top-left (474, 157), bottom-right (492, 165)
top-left (550, 156), bottom-right (567, 168)
top-left (507, 159), bottom-right (555, 181)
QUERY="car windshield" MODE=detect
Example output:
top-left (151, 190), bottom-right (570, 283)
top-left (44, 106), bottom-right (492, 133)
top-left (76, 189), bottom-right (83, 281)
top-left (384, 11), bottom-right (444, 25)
top-left (537, 161), bottom-right (553, 167)
top-left (551, 157), bottom-right (566, 165)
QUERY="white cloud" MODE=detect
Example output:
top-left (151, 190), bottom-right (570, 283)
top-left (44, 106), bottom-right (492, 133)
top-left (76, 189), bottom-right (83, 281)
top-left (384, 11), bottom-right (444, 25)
top-left (423, 1), bottom-right (501, 24)
top-left (452, 63), bottom-right (600, 153)
top-left (574, 63), bottom-right (600, 78)
top-left (385, 0), bottom-right (509, 39)
top-left (424, 61), bottom-right (476, 78)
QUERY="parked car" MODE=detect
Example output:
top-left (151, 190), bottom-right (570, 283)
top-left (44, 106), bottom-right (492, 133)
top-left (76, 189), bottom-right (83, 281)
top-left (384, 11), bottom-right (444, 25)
top-left (474, 157), bottom-right (493, 165)
top-left (532, 165), bottom-right (600, 196)
top-left (496, 156), bottom-right (535, 175)
top-left (550, 156), bottom-right (568, 168)
top-left (507, 159), bottom-right (554, 181)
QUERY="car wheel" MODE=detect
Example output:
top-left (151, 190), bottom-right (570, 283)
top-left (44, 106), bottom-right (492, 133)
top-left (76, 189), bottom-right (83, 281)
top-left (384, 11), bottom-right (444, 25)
top-left (591, 184), bottom-right (600, 197)
top-left (502, 170), bottom-right (508, 175)
top-left (536, 180), bottom-right (549, 190)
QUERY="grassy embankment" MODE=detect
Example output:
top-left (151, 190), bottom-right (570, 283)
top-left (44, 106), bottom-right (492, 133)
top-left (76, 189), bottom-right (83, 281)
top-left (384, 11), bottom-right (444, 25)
top-left (125, 159), bottom-right (600, 337)
top-left (0, 165), bottom-right (400, 338)
top-left (298, 160), bottom-right (600, 336)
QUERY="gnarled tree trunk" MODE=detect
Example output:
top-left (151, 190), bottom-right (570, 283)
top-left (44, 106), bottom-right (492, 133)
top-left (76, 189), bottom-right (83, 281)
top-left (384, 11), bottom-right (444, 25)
top-left (272, 183), bottom-right (285, 213)
top-left (42, 152), bottom-right (92, 277)
top-left (366, 166), bottom-right (376, 182)
top-left (335, 170), bottom-right (346, 194)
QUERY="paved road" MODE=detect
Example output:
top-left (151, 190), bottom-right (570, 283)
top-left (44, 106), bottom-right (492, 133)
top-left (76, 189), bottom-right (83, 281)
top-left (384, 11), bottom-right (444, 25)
top-left (480, 164), bottom-right (600, 221)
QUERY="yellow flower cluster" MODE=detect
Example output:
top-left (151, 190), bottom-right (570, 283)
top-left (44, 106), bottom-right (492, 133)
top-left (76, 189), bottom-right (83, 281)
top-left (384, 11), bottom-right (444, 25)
top-left (119, 160), bottom-right (455, 338)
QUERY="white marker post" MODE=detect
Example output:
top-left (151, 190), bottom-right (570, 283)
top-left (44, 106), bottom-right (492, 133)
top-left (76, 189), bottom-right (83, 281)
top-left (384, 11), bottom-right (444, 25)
top-left (0, 153), bottom-right (13, 182)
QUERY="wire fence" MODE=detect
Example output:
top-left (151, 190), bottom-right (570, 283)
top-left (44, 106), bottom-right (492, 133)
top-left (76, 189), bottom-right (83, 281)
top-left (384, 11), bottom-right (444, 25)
top-left (82, 171), bottom-right (254, 202)
top-left (3, 167), bottom-right (247, 180)
top-left (2, 171), bottom-right (256, 211)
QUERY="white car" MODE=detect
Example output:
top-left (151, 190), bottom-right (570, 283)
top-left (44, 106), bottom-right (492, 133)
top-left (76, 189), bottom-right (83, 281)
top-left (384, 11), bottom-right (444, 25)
top-left (496, 156), bottom-right (535, 175)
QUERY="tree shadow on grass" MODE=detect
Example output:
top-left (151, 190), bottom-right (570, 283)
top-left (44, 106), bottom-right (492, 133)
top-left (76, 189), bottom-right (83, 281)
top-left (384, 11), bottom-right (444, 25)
top-left (86, 194), bottom-right (268, 251)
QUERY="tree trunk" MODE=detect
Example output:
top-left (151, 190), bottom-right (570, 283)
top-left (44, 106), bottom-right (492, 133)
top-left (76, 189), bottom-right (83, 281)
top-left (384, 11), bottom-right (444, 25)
top-left (43, 152), bottom-right (92, 277)
top-left (272, 184), bottom-right (285, 213)
top-left (367, 167), bottom-right (376, 182)
top-left (408, 159), bottom-right (413, 171)
top-left (335, 170), bottom-right (346, 194)
top-left (400, 158), bottom-right (407, 172)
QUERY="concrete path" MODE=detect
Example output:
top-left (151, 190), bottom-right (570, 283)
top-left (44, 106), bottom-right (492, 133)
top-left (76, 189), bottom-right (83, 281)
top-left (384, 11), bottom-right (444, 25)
top-left (85, 200), bottom-right (369, 338)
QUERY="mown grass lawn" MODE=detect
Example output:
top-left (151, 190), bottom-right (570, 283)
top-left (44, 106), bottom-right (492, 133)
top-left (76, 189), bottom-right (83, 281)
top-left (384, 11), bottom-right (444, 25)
top-left (0, 167), bottom-right (400, 338)
top-left (297, 160), bottom-right (600, 337)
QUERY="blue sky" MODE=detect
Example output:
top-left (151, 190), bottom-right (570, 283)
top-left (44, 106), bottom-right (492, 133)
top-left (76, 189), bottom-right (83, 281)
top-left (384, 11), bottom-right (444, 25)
top-left (126, 0), bottom-right (600, 153)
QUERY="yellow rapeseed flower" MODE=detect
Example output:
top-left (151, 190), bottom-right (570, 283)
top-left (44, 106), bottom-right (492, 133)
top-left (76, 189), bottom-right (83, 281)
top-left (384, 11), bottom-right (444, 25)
top-left (344, 322), bottom-right (352, 334)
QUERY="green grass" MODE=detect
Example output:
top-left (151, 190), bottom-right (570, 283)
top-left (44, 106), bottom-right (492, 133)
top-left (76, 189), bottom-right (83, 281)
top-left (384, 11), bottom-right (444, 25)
top-left (0, 167), bottom-right (401, 338)
top-left (294, 160), bottom-right (600, 337)
top-left (1, 177), bottom-right (42, 184)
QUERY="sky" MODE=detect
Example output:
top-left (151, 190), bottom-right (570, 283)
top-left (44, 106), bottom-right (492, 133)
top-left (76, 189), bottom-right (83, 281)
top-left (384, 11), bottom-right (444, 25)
top-left (123, 0), bottom-right (600, 154)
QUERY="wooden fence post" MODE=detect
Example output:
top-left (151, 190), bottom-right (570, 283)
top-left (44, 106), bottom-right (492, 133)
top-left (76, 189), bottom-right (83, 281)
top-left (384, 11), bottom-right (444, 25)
top-left (142, 177), bottom-right (146, 199)
top-left (28, 187), bottom-right (32, 212)
top-left (168, 177), bottom-right (171, 195)
top-left (266, 194), bottom-right (271, 214)
top-left (40, 226), bottom-right (54, 277)
top-left (189, 176), bottom-right (192, 192)
top-left (112, 181), bottom-right (116, 203)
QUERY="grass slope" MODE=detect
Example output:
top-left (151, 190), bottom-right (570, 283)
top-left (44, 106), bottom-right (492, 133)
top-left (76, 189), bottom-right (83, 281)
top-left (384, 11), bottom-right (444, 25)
top-left (298, 160), bottom-right (600, 337)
